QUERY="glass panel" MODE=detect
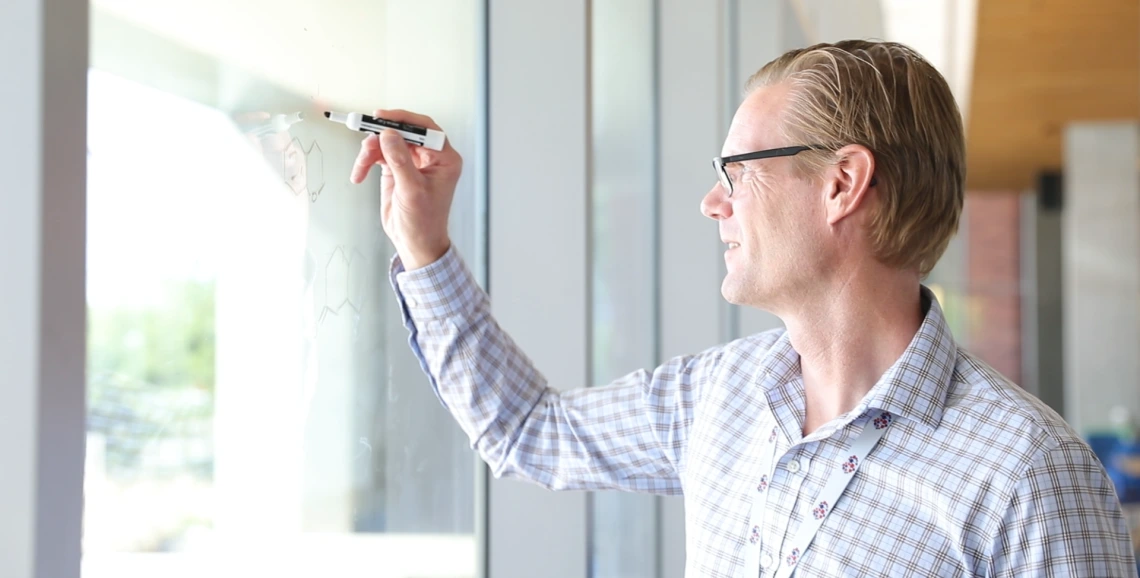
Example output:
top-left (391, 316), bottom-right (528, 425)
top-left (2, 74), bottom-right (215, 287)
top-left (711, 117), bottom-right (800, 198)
top-left (589, 2), bottom-right (658, 578)
top-left (83, 2), bottom-right (481, 577)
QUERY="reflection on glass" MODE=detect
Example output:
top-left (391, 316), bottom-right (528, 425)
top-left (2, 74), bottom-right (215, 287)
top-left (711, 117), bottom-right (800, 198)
top-left (589, 2), bottom-right (659, 578)
top-left (84, 2), bottom-right (480, 577)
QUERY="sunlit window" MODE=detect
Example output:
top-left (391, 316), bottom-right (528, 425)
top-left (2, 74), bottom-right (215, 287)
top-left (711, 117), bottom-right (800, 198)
top-left (83, 3), bottom-right (481, 577)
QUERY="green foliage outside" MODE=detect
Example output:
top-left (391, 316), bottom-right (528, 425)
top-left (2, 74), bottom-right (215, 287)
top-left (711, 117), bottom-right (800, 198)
top-left (87, 278), bottom-right (217, 480)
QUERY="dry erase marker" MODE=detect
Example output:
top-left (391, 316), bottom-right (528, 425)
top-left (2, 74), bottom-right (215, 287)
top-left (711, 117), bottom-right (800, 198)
top-left (323, 111), bottom-right (446, 151)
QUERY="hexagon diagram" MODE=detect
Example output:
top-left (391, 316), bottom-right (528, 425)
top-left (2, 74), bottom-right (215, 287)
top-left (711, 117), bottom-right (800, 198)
top-left (283, 139), bottom-right (305, 196)
top-left (317, 246), bottom-right (369, 329)
top-left (283, 137), bottom-right (325, 203)
top-left (305, 140), bottom-right (324, 202)
top-left (346, 249), bottom-right (367, 314)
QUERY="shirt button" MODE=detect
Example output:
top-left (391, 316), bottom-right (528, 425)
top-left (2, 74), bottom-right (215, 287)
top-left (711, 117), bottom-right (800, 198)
top-left (786, 460), bottom-right (801, 473)
top-left (761, 554), bottom-right (774, 568)
top-left (407, 296), bottom-right (419, 308)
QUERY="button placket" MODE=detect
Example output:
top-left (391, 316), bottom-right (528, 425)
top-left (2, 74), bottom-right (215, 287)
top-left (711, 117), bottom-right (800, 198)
top-left (766, 449), bottom-right (812, 569)
top-left (770, 412), bottom-right (894, 578)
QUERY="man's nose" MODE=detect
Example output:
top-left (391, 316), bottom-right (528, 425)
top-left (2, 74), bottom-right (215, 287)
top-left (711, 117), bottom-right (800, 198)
top-left (700, 182), bottom-right (732, 221)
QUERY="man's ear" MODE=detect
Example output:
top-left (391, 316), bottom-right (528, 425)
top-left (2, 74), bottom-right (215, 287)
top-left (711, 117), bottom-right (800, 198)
top-left (825, 144), bottom-right (876, 226)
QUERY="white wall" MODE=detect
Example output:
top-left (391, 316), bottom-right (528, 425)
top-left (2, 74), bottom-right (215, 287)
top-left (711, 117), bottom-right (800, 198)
top-left (1063, 122), bottom-right (1140, 434)
top-left (0, 0), bottom-right (88, 577)
top-left (0, 0), bottom-right (40, 571)
top-left (487, 2), bottom-right (590, 577)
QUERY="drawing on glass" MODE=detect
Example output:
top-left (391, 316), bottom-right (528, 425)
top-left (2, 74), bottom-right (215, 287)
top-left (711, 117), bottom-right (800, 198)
top-left (238, 111), bottom-right (325, 203)
top-left (284, 137), bottom-right (325, 202)
top-left (317, 245), bottom-right (368, 329)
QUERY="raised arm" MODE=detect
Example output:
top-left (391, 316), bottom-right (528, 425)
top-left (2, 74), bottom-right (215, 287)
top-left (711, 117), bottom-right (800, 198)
top-left (353, 110), bottom-right (720, 493)
top-left (390, 247), bottom-right (718, 493)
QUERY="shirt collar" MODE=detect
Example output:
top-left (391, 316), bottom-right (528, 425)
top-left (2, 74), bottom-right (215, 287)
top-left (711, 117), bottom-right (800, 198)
top-left (849, 285), bottom-right (957, 433)
top-left (758, 285), bottom-right (957, 437)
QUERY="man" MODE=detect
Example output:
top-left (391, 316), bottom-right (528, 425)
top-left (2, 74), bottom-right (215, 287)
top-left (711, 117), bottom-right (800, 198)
top-left (352, 40), bottom-right (1137, 577)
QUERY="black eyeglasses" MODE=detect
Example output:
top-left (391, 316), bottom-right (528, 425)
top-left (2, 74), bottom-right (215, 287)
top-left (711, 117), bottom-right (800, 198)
top-left (712, 145), bottom-right (878, 197)
top-left (712, 145), bottom-right (818, 197)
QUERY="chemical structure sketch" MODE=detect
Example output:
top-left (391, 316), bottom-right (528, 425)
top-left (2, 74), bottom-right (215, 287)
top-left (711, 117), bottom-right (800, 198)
top-left (316, 245), bottom-right (369, 330)
top-left (282, 139), bottom-right (304, 196)
top-left (304, 139), bottom-right (324, 202)
top-left (282, 137), bottom-right (325, 203)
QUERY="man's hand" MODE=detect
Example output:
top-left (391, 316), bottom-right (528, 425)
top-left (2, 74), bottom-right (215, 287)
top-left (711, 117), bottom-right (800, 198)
top-left (350, 109), bottom-right (461, 270)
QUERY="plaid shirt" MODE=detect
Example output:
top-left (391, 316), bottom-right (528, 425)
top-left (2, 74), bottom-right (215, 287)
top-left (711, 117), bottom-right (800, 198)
top-left (391, 248), bottom-right (1138, 577)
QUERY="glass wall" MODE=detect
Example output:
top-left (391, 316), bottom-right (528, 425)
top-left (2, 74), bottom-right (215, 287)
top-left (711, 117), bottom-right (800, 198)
top-left (83, 2), bottom-right (482, 577)
top-left (589, 2), bottom-right (659, 577)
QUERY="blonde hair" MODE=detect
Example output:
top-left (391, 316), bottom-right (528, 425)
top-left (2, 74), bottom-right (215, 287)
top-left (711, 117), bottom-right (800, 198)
top-left (747, 40), bottom-right (965, 276)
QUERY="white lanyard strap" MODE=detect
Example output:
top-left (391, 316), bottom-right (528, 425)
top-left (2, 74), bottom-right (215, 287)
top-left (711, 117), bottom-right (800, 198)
top-left (743, 411), bottom-right (894, 578)
top-left (775, 411), bottom-right (892, 577)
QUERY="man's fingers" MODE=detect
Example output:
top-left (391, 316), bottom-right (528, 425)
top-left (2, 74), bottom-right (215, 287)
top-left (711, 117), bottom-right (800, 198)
top-left (373, 108), bottom-right (442, 132)
top-left (351, 134), bottom-right (384, 184)
top-left (378, 129), bottom-right (423, 188)
top-left (352, 108), bottom-right (447, 185)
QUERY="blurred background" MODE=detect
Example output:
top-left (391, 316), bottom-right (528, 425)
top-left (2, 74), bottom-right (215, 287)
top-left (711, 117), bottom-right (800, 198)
top-left (4, 0), bottom-right (1140, 577)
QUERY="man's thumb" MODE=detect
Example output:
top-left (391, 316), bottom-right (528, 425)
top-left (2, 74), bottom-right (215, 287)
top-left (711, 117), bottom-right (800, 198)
top-left (378, 129), bottom-right (420, 185)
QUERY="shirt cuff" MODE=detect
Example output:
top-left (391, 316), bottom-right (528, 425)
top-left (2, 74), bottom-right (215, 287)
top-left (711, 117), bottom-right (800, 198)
top-left (389, 246), bottom-right (486, 323)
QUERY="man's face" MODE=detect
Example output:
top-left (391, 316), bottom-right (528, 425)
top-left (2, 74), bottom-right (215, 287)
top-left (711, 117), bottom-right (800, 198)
top-left (701, 83), bottom-right (835, 312)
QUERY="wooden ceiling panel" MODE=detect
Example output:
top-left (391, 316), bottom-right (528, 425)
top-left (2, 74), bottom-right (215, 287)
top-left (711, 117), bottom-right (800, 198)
top-left (966, 0), bottom-right (1139, 190)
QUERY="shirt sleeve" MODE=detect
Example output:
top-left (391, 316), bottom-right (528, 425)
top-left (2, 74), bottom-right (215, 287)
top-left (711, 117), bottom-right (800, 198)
top-left (988, 439), bottom-right (1139, 577)
top-left (389, 247), bottom-right (720, 495)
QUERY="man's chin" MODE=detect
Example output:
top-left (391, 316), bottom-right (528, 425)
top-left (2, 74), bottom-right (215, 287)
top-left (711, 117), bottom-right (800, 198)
top-left (722, 277), bottom-right (772, 309)
top-left (721, 280), bottom-right (748, 306)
